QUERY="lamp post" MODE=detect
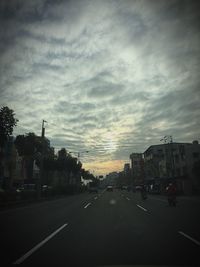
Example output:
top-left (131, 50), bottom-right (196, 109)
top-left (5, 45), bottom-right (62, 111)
top-left (69, 150), bottom-right (89, 162)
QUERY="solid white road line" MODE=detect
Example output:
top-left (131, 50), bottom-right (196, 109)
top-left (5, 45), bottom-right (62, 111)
top-left (126, 197), bottom-right (130, 201)
top-left (94, 197), bottom-right (98, 200)
top-left (178, 231), bottom-right (200, 246)
top-left (136, 204), bottom-right (147, 212)
top-left (13, 223), bottom-right (68, 264)
top-left (84, 203), bottom-right (91, 209)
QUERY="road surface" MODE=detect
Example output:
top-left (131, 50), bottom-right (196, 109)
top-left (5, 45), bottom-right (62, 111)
top-left (1, 189), bottom-right (200, 266)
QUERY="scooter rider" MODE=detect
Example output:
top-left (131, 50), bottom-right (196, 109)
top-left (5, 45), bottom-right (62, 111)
top-left (166, 182), bottom-right (177, 206)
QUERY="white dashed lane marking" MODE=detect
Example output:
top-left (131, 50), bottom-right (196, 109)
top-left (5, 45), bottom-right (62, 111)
top-left (178, 231), bottom-right (200, 246)
top-left (84, 203), bottom-right (91, 209)
top-left (13, 223), bottom-right (68, 264)
top-left (136, 204), bottom-right (147, 212)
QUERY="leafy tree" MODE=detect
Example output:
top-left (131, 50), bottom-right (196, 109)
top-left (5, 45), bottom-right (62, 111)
top-left (15, 132), bottom-right (53, 180)
top-left (81, 169), bottom-right (95, 180)
top-left (56, 148), bottom-right (81, 173)
top-left (58, 148), bottom-right (67, 159)
top-left (15, 132), bottom-right (51, 157)
top-left (0, 106), bottom-right (18, 148)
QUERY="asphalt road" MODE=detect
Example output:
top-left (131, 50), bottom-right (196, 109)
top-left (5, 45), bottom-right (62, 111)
top-left (1, 190), bottom-right (200, 266)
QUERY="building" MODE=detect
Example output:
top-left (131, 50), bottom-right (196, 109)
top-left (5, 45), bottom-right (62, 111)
top-left (130, 153), bottom-right (144, 185)
top-left (105, 172), bottom-right (118, 186)
top-left (124, 163), bottom-right (130, 175)
top-left (143, 140), bottom-right (200, 194)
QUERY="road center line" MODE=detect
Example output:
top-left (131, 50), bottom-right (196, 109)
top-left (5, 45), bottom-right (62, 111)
top-left (84, 203), bottom-right (91, 209)
top-left (126, 197), bottom-right (130, 201)
top-left (178, 231), bottom-right (200, 246)
top-left (13, 223), bottom-right (68, 264)
top-left (136, 204), bottom-right (147, 212)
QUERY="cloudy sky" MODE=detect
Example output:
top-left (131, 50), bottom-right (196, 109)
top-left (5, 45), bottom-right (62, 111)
top-left (0, 0), bottom-right (199, 175)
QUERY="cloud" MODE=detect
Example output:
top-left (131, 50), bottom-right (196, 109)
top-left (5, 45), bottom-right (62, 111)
top-left (0, 0), bottom-right (200, 175)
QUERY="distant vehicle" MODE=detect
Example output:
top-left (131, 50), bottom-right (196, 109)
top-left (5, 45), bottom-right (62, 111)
top-left (42, 185), bottom-right (52, 191)
top-left (107, 185), bottom-right (113, 191)
top-left (19, 184), bottom-right (37, 199)
top-left (17, 184), bottom-right (36, 193)
top-left (21, 184), bottom-right (36, 190)
top-left (135, 185), bottom-right (142, 191)
top-left (121, 185), bottom-right (128, 190)
top-left (88, 182), bottom-right (98, 193)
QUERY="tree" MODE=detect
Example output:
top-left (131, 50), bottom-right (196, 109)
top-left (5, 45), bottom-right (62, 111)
top-left (0, 106), bottom-right (18, 148)
top-left (58, 148), bottom-right (67, 159)
top-left (81, 169), bottom-right (95, 180)
top-left (15, 132), bottom-right (53, 181)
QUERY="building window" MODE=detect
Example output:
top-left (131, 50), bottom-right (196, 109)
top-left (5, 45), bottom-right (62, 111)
top-left (134, 161), bottom-right (138, 165)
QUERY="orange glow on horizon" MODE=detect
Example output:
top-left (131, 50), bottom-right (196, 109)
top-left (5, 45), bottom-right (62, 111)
top-left (83, 159), bottom-right (129, 176)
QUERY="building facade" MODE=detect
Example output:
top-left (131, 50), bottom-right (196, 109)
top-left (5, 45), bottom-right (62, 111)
top-left (143, 141), bottom-right (200, 194)
top-left (130, 153), bottom-right (144, 185)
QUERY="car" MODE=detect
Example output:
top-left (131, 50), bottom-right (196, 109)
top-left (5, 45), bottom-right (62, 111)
top-left (135, 185), bottom-right (142, 191)
top-left (20, 184), bottom-right (37, 199)
top-left (121, 185), bottom-right (128, 190)
top-left (106, 185), bottom-right (113, 191)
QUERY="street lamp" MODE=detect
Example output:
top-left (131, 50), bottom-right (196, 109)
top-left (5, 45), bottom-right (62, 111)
top-left (69, 150), bottom-right (89, 161)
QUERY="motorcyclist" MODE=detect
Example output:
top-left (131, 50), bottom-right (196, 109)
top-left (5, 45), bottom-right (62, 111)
top-left (140, 184), bottom-right (147, 200)
top-left (166, 182), bottom-right (177, 206)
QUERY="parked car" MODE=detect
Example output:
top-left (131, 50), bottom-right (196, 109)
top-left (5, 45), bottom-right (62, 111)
top-left (42, 185), bottom-right (53, 196)
top-left (20, 184), bottom-right (37, 199)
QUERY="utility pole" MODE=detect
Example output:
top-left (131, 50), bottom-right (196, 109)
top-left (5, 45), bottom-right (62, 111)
top-left (160, 135), bottom-right (174, 180)
top-left (37, 120), bottom-right (47, 199)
